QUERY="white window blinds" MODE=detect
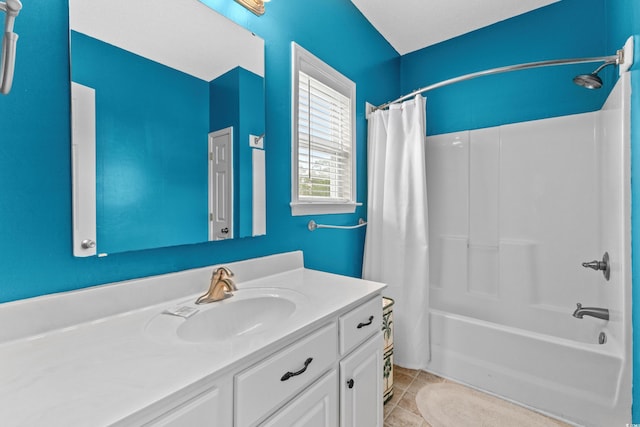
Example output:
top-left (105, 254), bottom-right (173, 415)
top-left (297, 71), bottom-right (352, 202)
top-left (291, 42), bottom-right (357, 216)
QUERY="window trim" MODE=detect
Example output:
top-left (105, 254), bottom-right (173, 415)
top-left (290, 42), bottom-right (359, 216)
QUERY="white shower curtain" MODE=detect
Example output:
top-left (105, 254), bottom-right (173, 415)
top-left (363, 95), bottom-right (430, 369)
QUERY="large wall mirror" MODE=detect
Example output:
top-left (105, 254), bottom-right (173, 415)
top-left (69, 0), bottom-right (266, 256)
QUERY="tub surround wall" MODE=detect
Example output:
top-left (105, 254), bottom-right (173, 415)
top-left (425, 74), bottom-right (631, 427)
top-left (400, 0), bottom-right (639, 421)
top-left (427, 112), bottom-right (601, 341)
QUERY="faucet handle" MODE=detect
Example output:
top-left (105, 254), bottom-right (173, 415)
top-left (211, 267), bottom-right (236, 290)
top-left (582, 261), bottom-right (604, 270)
top-left (214, 266), bottom-right (234, 278)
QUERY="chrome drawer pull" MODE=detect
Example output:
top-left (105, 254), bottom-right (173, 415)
top-left (280, 357), bottom-right (313, 381)
top-left (357, 315), bottom-right (374, 329)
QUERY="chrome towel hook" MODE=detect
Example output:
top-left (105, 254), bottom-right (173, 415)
top-left (0, 0), bottom-right (22, 95)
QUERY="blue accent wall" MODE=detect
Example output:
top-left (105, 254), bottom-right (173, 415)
top-left (0, 0), bottom-right (399, 302)
top-left (71, 31), bottom-right (210, 254)
top-left (400, 0), bottom-right (611, 136)
top-left (209, 66), bottom-right (265, 238)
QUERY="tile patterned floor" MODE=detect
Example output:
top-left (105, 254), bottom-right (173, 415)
top-left (383, 366), bottom-right (568, 427)
top-left (384, 366), bottom-right (443, 427)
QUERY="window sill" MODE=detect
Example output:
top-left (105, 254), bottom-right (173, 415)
top-left (290, 201), bottom-right (362, 216)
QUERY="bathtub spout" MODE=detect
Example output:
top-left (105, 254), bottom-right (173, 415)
top-left (572, 303), bottom-right (609, 320)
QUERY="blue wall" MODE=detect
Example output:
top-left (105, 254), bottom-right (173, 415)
top-left (209, 66), bottom-right (265, 238)
top-left (200, 0), bottom-right (402, 274)
top-left (71, 31), bottom-right (210, 254)
top-left (0, 0), bottom-right (399, 302)
top-left (401, 0), bottom-right (610, 136)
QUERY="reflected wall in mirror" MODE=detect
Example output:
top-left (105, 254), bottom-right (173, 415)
top-left (69, 0), bottom-right (266, 256)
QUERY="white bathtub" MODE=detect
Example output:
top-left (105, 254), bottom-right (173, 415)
top-left (424, 73), bottom-right (632, 426)
top-left (426, 309), bottom-right (629, 426)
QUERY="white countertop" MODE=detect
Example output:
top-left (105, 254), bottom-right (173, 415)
top-left (0, 252), bottom-right (385, 426)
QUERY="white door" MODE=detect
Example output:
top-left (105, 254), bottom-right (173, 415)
top-left (261, 370), bottom-right (338, 427)
top-left (340, 333), bottom-right (383, 427)
top-left (209, 127), bottom-right (233, 241)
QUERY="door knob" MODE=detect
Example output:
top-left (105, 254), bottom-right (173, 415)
top-left (221, 228), bottom-right (229, 234)
top-left (81, 239), bottom-right (96, 249)
top-left (347, 379), bottom-right (354, 389)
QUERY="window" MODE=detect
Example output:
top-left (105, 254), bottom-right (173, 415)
top-left (291, 43), bottom-right (359, 216)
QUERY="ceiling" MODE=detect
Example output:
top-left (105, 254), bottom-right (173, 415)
top-left (350, 0), bottom-right (560, 55)
top-left (69, 0), bottom-right (264, 81)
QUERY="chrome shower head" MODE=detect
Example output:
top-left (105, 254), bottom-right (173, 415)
top-left (573, 57), bottom-right (619, 90)
top-left (573, 72), bottom-right (603, 89)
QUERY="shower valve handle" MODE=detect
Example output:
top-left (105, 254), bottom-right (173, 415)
top-left (582, 260), bottom-right (606, 271)
top-left (581, 252), bottom-right (610, 281)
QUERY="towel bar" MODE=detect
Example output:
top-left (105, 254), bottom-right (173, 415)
top-left (308, 218), bottom-right (367, 231)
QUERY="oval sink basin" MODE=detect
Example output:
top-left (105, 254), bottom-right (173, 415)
top-left (178, 295), bottom-right (296, 343)
top-left (145, 287), bottom-right (306, 344)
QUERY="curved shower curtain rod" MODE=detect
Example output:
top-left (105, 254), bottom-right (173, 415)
top-left (374, 50), bottom-right (624, 111)
top-left (0, 0), bottom-right (22, 95)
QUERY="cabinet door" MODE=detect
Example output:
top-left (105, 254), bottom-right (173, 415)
top-left (235, 323), bottom-right (338, 427)
top-left (340, 332), bottom-right (383, 427)
top-left (261, 370), bottom-right (338, 427)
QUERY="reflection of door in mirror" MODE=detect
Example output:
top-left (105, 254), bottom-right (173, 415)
top-left (209, 128), bottom-right (233, 241)
top-left (68, 0), bottom-right (266, 256)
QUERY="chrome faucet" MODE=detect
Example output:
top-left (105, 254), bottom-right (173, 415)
top-left (572, 303), bottom-right (609, 321)
top-left (195, 267), bottom-right (237, 304)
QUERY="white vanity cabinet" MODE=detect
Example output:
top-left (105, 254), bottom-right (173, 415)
top-left (146, 386), bottom-right (230, 427)
top-left (99, 295), bottom-right (381, 427)
top-left (115, 376), bottom-right (233, 427)
top-left (255, 295), bottom-right (384, 427)
top-left (261, 370), bottom-right (339, 426)
top-left (0, 252), bottom-right (387, 427)
top-left (235, 323), bottom-right (339, 427)
top-left (340, 333), bottom-right (384, 427)
top-left (338, 296), bottom-right (384, 427)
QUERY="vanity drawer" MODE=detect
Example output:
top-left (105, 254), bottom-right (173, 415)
top-left (234, 323), bottom-right (338, 427)
top-left (339, 296), bottom-right (382, 355)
